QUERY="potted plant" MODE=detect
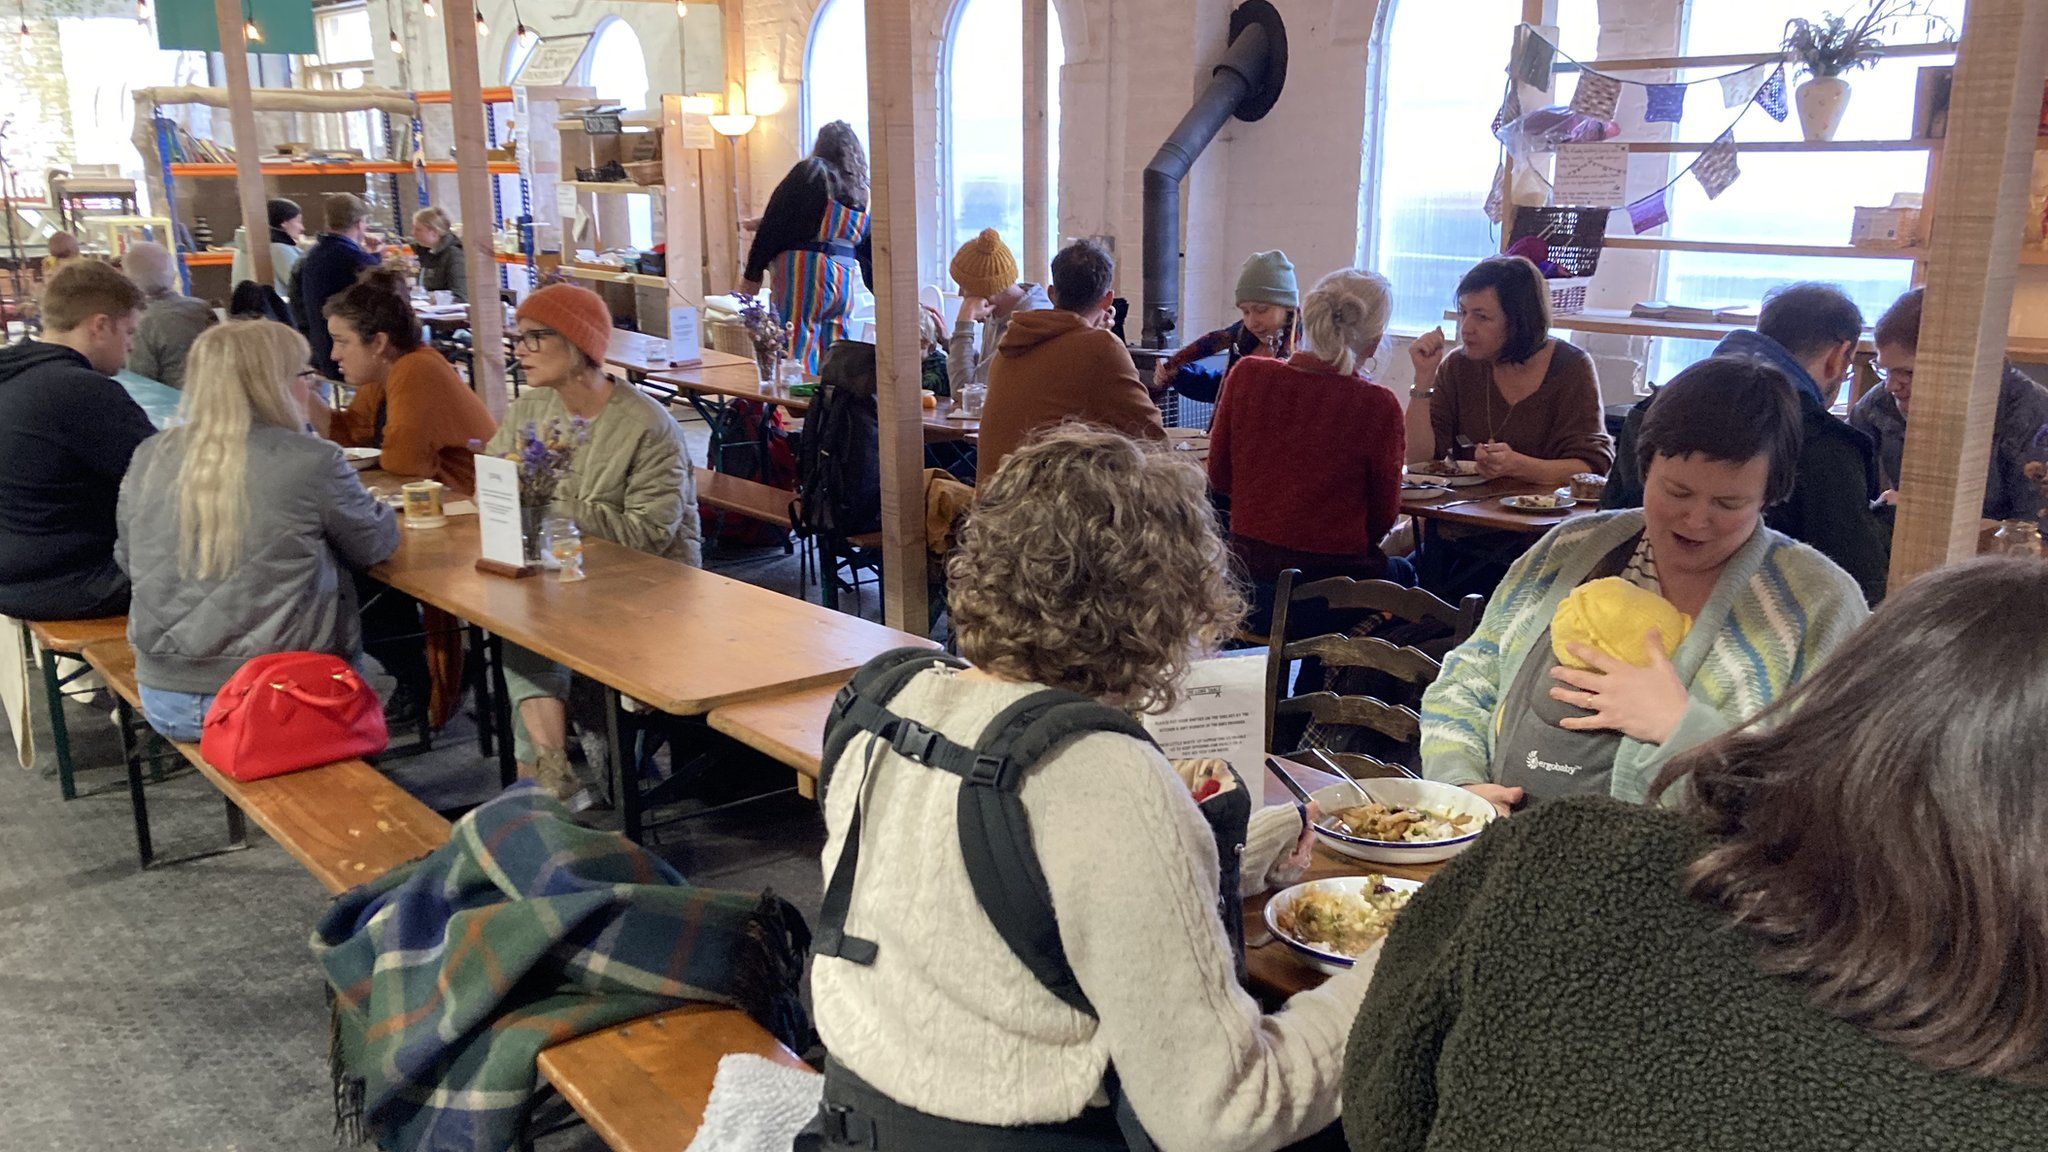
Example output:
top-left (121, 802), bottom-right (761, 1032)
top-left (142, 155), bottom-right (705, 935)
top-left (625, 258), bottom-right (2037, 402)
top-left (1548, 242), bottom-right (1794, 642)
top-left (1782, 2), bottom-right (1954, 141)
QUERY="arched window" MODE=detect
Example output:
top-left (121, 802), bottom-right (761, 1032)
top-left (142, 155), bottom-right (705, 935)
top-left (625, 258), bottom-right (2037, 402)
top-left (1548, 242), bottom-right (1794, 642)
top-left (803, 0), bottom-right (868, 147)
top-left (1365, 1), bottom-right (1598, 333)
top-left (577, 17), bottom-right (651, 111)
top-left (942, 0), bottom-right (1064, 267)
top-left (1647, 0), bottom-right (1965, 383)
top-left (505, 31), bottom-right (540, 83)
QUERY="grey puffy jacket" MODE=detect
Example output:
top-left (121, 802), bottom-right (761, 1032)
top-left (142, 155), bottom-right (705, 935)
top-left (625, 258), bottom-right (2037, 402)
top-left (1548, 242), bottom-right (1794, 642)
top-left (116, 425), bottom-right (400, 694)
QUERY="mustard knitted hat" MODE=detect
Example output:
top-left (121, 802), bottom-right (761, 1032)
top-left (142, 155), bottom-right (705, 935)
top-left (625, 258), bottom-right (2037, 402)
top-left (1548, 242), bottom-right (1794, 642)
top-left (1550, 577), bottom-right (1692, 672)
top-left (949, 228), bottom-right (1020, 299)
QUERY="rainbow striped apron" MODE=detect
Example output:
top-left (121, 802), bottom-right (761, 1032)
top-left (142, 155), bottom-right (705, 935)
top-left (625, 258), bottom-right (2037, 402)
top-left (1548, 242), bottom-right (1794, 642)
top-left (770, 198), bottom-right (871, 375)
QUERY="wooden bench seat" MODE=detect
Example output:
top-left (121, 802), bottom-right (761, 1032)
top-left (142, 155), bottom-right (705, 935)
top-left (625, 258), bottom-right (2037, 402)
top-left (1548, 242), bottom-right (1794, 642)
top-left (695, 466), bottom-right (795, 529)
top-left (537, 1003), bottom-right (813, 1152)
top-left (27, 615), bottom-right (128, 654)
top-left (82, 640), bottom-right (450, 887)
top-left (706, 681), bottom-right (838, 783)
top-left (23, 614), bottom-right (129, 800)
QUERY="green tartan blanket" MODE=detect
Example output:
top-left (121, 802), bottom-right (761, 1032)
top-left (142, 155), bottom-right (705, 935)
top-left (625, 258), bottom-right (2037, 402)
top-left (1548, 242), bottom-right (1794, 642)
top-left (311, 783), bottom-right (810, 1152)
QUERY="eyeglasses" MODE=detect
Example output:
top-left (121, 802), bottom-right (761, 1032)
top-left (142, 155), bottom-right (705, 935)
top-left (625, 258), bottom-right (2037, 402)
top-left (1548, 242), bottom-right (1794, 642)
top-left (1876, 367), bottom-right (1914, 387)
top-left (514, 327), bottom-right (560, 352)
top-left (296, 369), bottom-right (320, 382)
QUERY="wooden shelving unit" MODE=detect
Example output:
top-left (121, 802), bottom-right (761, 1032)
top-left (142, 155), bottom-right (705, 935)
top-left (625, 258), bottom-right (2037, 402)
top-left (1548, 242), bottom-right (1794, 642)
top-left (560, 181), bottom-right (661, 196)
top-left (420, 161), bottom-right (522, 175)
top-left (170, 162), bottom-right (415, 177)
top-left (181, 250), bottom-right (234, 267)
top-left (1623, 139), bottom-right (1937, 153)
top-left (560, 264), bottom-right (665, 289)
top-left (1602, 237), bottom-right (1925, 260)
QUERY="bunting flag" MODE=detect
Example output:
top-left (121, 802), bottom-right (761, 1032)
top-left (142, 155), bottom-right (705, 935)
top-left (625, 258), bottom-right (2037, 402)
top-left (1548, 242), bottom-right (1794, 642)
top-left (1570, 72), bottom-right (1624, 120)
top-left (1645, 83), bottom-right (1687, 124)
top-left (1693, 130), bottom-right (1742, 199)
top-left (1753, 65), bottom-right (1790, 122)
top-left (1627, 189), bottom-right (1671, 233)
top-left (1492, 85), bottom-right (1523, 134)
top-left (1720, 62), bottom-right (1769, 109)
top-left (1484, 163), bottom-right (1507, 223)
top-left (1512, 26), bottom-right (1556, 89)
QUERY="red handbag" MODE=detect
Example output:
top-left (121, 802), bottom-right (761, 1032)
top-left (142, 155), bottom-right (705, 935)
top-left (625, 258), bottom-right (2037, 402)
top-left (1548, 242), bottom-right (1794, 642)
top-left (199, 652), bottom-right (388, 782)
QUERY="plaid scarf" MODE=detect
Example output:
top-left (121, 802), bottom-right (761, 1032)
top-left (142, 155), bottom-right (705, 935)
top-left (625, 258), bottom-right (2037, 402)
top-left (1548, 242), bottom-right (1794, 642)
top-left (312, 783), bottom-right (810, 1151)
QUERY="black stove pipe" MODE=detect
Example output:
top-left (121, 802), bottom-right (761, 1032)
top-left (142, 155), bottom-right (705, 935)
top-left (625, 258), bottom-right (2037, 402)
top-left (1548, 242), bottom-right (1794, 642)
top-left (1139, 4), bottom-right (1285, 350)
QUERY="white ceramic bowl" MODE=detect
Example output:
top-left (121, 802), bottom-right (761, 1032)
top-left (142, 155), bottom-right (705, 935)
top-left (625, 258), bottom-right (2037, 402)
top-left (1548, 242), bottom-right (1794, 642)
top-left (1264, 874), bottom-right (1425, 975)
top-left (1307, 776), bottom-right (1495, 865)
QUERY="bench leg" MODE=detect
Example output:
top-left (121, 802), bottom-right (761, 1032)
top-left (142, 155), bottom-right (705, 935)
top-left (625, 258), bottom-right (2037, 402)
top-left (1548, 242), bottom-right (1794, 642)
top-left (113, 699), bottom-right (153, 868)
top-left (224, 797), bottom-right (247, 848)
top-left (467, 624), bottom-right (495, 761)
top-left (39, 647), bottom-right (77, 801)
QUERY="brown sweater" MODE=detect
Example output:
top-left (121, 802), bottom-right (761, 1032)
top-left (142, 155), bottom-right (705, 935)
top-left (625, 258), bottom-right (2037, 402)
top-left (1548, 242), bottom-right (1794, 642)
top-left (329, 347), bottom-right (498, 493)
top-left (975, 309), bottom-right (1165, 489)
top-left (1427, 339), bottom-right (1612, 473)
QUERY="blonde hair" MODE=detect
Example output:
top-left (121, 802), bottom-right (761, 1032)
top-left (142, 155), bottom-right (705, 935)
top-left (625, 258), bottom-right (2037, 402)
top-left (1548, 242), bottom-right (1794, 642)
top-left (949, 426), bottom-right (1245, 712)
top-left (412, 206), bottom-right (453, 239)
top-left (161, 321), bottom-right (311, 579)
top-left (1301, 267), bottom-right (1393, 377)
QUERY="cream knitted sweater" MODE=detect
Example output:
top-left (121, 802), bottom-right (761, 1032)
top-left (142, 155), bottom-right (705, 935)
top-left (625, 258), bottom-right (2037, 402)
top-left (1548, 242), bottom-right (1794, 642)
top-left (813, 666), bottom-right (1375, 1152)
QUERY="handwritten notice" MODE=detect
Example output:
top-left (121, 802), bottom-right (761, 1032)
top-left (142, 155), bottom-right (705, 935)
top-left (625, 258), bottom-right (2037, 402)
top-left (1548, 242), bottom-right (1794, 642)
top-left (1141, 652), bottom-right (1267, 776)
top-left (668, 305), bottom-right (702, 366)
top-left (681, 113), bottom-right (716, 152)
top-left (512, 34), bottom-right (593, 86)
top-left (1553, 142), bottom-right (1629, 208)
top-left (553, 181), bottom-right (580, 224)
top-left (473, 454), bottom-right (526, 569)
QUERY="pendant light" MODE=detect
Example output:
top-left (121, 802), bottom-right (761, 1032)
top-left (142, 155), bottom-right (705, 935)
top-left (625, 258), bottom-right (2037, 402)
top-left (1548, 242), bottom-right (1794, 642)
top-left (508, 0), bottom-right (533, 46)
top-left (674, 0), bottom-right (685, 18)
top-left (241, 0), bottom-right (260, 41)
top-left (472, 7), bottom-right (486, 36)
top-left (135, 0), bottom-right (149, 21)
top-left (17, 0), bottom-right (29, 46)
top-left (420, 0), bottom-right (435, 20)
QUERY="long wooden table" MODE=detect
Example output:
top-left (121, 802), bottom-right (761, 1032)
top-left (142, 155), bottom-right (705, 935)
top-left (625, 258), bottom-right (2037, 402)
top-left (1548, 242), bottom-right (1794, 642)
top-left (645, 359), bottom-right (984, 441)
top-left (1401, 476), bottom-right (1589, 535)
top-left (366, 509), bottom-right (931, 839)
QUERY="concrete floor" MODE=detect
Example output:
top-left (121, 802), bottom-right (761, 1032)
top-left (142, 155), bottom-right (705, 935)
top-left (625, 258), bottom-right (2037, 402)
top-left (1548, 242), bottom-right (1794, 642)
top-left (0, 415), bottom-right (876, 1150)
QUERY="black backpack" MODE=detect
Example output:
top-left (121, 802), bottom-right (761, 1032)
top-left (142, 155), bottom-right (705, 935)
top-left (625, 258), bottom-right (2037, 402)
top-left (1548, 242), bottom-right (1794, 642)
top-left (794, 339), bottom-right (883, 540)
top-left (810, 649), bottom-right (1253, 1150)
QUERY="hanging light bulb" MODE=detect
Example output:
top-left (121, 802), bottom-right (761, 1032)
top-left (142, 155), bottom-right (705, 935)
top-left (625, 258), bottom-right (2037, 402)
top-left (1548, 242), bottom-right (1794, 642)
top-left (243, 17), bottom-right (260, 40)
top-left (674, 0), bottom-right (686, 17)
top-left (420, 0), bottom-right (435, 19)
top-left (472, 7), bottom-right (486, 35)
top-left (17, 18), bottom-right (28, 45)
top-left (388, 27), bottom-right (403, 54)
top-left (135, 0), bottom-right (150, 21)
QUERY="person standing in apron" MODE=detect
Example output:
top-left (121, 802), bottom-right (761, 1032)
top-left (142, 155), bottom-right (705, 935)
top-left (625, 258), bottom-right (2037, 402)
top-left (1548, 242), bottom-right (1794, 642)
top-left (740, 121), bottom-right (874, 375)
top-left (1416, 355), bottom-right (1871, 814)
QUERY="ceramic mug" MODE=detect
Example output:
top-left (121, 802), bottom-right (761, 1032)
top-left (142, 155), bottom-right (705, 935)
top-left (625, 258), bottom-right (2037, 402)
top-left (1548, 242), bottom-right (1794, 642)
top-left (401, 480), bottom-right (447, 528)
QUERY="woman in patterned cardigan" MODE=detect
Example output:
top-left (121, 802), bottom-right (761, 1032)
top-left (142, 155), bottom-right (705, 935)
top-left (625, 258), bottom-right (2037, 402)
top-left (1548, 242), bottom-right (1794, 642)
top-left (1420, 355), bottom-right (1868, 813)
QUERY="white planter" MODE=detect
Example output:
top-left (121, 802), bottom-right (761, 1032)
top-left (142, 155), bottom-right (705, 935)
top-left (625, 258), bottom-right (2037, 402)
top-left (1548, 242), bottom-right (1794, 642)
top-left (1796, 75), bottom-right (1852, 142)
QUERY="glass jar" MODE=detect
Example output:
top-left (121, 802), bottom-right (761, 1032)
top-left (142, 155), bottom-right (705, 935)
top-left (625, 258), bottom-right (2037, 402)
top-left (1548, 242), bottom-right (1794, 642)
top-left (959, 381), bottom-right (987, 418)
top-left (541, 516), bottom-right (585, 580)
top-left (1994, 519), bottom-right (2042, 557)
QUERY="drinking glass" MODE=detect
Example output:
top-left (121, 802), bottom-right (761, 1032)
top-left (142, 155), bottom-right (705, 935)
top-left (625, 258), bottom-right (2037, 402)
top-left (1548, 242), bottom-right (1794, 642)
top-left (542, 516), bottom-right (585, 580)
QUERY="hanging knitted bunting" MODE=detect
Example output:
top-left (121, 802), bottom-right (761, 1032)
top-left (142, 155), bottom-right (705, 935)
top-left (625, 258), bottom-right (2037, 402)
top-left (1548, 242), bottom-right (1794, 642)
top-left (1720, 62), bottom-right (1769, 109)
top-left (1569, 71), bottom-right (1623, 120)
top-left (1693, 130), bottom-right (1742, 199)
top-left (1512, 26), bottom-right (1556, 89)
top-left (1644, 83), bottom-right (1687, 124)
top-left (1627, 189), bottom-right (1671, 233)
top-left (1753, 65), bottom-right (1790, 122)
top-left (1484, 163), bottom-right (1507, 224)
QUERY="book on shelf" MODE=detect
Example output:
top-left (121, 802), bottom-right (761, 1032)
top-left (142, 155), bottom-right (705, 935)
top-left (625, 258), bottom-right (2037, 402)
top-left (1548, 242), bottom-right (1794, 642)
top-left (1627, 302), bottom-right (1762, 325)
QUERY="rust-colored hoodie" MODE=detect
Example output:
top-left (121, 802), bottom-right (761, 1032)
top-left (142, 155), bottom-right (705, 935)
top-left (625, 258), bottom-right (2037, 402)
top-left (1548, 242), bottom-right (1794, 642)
top-left (976, 308), bottom-right (1165, 489)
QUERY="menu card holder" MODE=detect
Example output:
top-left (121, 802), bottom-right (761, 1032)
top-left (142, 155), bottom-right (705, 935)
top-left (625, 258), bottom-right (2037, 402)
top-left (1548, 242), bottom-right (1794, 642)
top-left (473, 454), bottom-right (537, 579)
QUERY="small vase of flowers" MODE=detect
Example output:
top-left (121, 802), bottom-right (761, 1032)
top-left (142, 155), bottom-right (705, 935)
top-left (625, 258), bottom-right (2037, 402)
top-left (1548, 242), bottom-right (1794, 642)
top-left (735, 292), bottom-right (791, 383)
top-left (501, 416), bottom-right (591, 565)
top-left (1782, 2), bottom-right (1954, 141)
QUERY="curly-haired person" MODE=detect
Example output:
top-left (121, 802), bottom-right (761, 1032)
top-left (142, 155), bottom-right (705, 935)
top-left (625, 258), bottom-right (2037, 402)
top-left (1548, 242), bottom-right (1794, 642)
top-left (805, 425), bottom-right (1365, 1152)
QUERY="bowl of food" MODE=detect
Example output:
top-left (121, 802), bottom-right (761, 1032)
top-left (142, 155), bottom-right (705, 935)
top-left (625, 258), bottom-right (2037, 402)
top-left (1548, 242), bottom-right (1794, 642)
top-left (342, 447), bottom-right (381, 469)
top-left (1265, 874), bottom-right (1423, 974)
top-left (1307, 776), bottom-right (1495, 864)
top-left (1406, 460), bottom-right (1488, 488)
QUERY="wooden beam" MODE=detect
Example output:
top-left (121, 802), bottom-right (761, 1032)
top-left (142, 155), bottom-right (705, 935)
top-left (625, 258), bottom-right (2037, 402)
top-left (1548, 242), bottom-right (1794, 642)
top-left (864, 0), bottom-right (928, 632)
top-left (442, 0), bottom-right (507, 418)
top-left (1889, 0), bottom-right (2048, 584)
top-left (213, 0), bottom-right (271, 289)
top-left (662, 94), bottom-right (706, 305)
top-left (721, 0), bottom-right (753, 215)
top-left (1022, 0), bottom-right (1049, 281)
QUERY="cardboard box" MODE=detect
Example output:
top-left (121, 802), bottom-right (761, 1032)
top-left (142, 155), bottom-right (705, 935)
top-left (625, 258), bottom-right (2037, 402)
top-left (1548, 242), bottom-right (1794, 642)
top-left (1850, 205), bottom-right (1922, 249)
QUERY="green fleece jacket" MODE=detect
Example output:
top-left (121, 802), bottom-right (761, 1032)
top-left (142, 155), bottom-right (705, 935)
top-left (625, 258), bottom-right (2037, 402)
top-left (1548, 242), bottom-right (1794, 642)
top-left (485, 383), bottom-right (701, 566)
top-left (1419, 510), bottom-right (1867, 804)
top-left (1342, 799), bottom-right (2047, 1152)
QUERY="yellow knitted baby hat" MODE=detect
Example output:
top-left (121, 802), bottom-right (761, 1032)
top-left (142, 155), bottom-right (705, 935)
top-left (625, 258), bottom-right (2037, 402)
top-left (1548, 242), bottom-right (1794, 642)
top-left (949, 228), bottom-right (1020, 299)
top-left (1551, 577), bottom-right (1693, 671)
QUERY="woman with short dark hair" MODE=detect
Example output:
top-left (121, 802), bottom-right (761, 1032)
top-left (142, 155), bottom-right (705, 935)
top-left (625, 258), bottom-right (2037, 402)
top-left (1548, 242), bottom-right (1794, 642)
top-left (1409, 255), bottom-right (1611, 485)
top-left (1346, 556), bottom-right (2048, 1151)
top-left (1420, 355), bottom-right (1867, 814)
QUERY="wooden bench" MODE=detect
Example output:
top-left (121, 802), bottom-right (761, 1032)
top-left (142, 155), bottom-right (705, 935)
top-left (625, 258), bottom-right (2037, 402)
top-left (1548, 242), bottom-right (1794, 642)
top-left (82, 639), bottom-right (813, 1145)
top-left (707, 680), bottom-right (838, 797)
top-left (81, 640), bottom-right (450, 885)
top-left (23, 615), bottom-right (128, 799)
top-left (696, 466), bottom-right (796, 534)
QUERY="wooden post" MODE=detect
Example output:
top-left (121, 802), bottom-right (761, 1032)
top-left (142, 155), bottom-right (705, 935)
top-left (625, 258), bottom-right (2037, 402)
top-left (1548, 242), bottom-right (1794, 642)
top-left (1888, 0), bottom-right (2048, 584)
top-left (1022, 0), bottom-right (1049, 281)
top-left (721, 0), bottom-right (753, 215)
top-left (213, 0), bottom-right (271, 288)
top-left (442, 5), bottom-right (508, 418)
top-left (662, 94), bottom-right (706, 305)
top-left (864, 0), bottom-right (929, 632)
